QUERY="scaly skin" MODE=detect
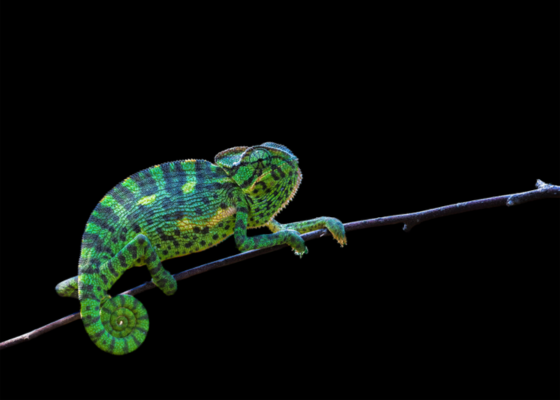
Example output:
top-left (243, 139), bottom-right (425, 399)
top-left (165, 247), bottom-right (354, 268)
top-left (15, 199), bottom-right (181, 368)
top-left (55, 142), bottom-right (347, 355)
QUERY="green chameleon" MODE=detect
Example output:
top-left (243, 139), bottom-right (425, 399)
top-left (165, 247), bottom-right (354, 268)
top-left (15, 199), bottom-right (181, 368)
top-left (55, 142), bottom-right (347, 355)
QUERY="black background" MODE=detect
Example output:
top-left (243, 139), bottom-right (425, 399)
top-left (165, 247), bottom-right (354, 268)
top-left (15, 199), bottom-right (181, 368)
top-left (1, 3), bottom-right (559, 399)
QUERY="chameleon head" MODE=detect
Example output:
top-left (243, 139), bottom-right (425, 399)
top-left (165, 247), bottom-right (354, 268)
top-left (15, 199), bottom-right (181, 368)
top-left (215, 142), bottom-right (300, 193)
top-left (215, 142), bottom-right (303, 224)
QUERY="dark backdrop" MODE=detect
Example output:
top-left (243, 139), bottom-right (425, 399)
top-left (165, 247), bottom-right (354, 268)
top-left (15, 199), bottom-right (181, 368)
top-left (1, 3), bottom-right (558, 399)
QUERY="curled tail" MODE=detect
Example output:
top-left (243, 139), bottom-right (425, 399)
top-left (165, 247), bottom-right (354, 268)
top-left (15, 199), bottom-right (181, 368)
top-left (79, 280), bottom-right (149, 355)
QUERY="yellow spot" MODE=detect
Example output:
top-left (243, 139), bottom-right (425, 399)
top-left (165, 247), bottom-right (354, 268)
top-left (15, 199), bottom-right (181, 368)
top-left (137, 195), bottom-right (156, 205)
top-left (177, 216), bottom-right (196, 232)
top-left (182, 181), bottom-right (196, 194)
top-left (176, 206), bottom-right (236, 232)
top-left (210, 206), bottom-right (236, 227)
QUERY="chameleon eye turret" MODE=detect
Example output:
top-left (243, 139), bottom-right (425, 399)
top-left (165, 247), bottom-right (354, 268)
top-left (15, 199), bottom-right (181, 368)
top-left (56, 142), bottom-right (346, 354)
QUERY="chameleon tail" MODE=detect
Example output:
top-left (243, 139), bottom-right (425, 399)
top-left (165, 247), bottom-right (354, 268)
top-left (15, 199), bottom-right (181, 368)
top-left (80, 292), bottom-right (149, 355)
top-left (55, 276), bottom-right (79, 299)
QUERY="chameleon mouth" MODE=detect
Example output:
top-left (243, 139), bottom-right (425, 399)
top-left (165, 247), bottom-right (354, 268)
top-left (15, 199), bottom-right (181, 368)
top-left (250, 170), bottom-right (270, 190)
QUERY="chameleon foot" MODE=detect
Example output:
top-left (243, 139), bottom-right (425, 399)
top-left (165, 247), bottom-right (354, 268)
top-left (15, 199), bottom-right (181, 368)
top-left (153, 270), bottom-right (177, 296)
top-left (283, 229), bottom-right (308, 258)
top-left (325, 218), bottom-right (347, 247)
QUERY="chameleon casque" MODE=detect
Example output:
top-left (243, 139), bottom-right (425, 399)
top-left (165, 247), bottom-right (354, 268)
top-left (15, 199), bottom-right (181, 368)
top-left (55, 142), bottom-right (347, 355)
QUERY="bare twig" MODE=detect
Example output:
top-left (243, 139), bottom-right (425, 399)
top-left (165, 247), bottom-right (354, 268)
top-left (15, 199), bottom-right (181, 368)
top-left (1, 179), bottom-right (558, 351)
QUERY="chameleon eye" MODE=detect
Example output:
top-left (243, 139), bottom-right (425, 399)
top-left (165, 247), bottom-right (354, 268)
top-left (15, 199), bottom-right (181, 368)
top-left (249, 149), bottom-right (271, 170)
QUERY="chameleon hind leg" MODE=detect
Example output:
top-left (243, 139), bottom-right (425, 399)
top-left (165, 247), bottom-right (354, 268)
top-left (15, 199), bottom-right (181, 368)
top-left (267, 217), bottom-right (347, 247)
top-left (99, 233), bottom-right (177, 296)
top-left (60, 234), bottom-right (177, 300)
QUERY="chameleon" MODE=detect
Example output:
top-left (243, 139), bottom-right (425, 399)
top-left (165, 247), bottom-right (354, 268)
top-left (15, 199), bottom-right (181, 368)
top-left (55, 142), bottom-right (347, 355)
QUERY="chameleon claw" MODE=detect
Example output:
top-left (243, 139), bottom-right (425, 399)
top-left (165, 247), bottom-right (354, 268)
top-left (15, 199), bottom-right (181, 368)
top-left (294, 247), bottom-right (309, 258)
top-left (334, 236), bottom-right (347, 247)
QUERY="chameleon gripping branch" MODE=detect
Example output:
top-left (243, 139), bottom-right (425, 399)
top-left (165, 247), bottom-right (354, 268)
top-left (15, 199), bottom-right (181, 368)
top-left (0, 176), bottom-right (557, 352)
top-left (4, 142), bottom-right (348, 355)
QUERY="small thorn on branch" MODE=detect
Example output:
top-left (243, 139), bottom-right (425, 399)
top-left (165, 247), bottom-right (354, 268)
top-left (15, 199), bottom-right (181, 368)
top-left (506, 196), bottom-right (520, 206)
top-left (506, 180), bottom-right (559, 207)
top-left (403, 223), bottom-right (415, 232)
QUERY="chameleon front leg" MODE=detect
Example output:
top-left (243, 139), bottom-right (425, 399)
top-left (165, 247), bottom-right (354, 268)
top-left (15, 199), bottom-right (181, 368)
top-left (267, 217), bottom-right (347, 247)
top-left (234, 203), bottom-right (309, 257)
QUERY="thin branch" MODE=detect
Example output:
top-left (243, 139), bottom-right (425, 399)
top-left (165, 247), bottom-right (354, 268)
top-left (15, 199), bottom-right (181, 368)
top-left (1, 179), bottom-right (558, 351)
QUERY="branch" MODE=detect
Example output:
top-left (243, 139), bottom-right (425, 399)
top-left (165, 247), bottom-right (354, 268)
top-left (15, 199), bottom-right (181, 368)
top-left (1, 179), bottom-right (558, 351)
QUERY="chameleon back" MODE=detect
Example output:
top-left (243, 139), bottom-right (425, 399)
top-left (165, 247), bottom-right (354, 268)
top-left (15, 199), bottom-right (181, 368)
top-left (80, 159), bottom-right (240, 268)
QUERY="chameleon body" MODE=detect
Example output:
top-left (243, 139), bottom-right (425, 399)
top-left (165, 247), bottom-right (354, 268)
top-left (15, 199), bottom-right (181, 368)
top-left (55, 142), bottom-right (347, 355)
